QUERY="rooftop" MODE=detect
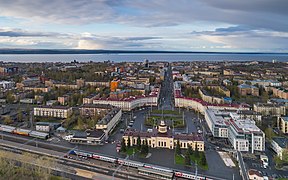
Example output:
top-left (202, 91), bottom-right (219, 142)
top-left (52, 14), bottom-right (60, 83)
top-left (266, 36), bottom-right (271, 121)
top-left (238, 84), bottom-right (258, 89)
top-left (280, 116), bottom-right (288, 122)
top-left (272, 137), bottom-right (288, 149)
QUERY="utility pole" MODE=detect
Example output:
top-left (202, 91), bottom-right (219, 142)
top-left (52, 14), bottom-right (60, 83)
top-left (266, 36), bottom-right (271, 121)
top-left (195, 161), bottom-right (198, 180)
top-left (183, 111), bottom-right (185, 125)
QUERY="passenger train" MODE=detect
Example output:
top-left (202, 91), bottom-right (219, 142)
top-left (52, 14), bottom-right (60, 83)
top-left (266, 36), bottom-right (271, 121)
top-left (68, 150), bottom-right (213, 180)
top-left (0, 124), bottom-right (49, 139)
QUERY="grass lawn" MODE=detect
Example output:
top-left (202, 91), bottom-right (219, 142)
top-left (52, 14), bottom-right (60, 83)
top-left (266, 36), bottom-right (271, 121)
top-left (174, 152), bottom-right (208, 170)
top-left (175, 154), bottom-right (185, 165)
top-left (152, 109), bottom-right (181, 115)
top-left (145, 116), bottom-right (185, 128)
top-left (124, 147), bottom-right (139, 156)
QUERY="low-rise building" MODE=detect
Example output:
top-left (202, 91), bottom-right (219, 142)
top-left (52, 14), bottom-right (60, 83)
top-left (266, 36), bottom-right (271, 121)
top-left (68, 130), bottom-right (106, 145)
top-left (33, 106), bottom-right (73, 118)
top-left (123, 121), bottom-right (204, 151)
top-left (35, 122), bottom-right (61, 132)
top-left (277, 116), bottom-right (288, 134)
top-left (253, 103), bottom-right (286, 116)
top-left (247, 169), bottom-right (264, 180)
top-left (0, 81), bottom-right (15, 89)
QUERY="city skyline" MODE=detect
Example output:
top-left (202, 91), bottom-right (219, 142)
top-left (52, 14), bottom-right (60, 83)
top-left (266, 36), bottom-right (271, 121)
top-left (0, 0), bottom-right (287, 52)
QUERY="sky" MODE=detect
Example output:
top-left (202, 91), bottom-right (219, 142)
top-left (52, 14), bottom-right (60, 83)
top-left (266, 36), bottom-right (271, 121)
top-left (0, 0), bottom-right (287, 52)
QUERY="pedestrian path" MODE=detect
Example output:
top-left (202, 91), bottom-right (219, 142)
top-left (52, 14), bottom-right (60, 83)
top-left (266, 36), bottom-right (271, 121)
top-left (218, 151), bottom-right (236, 167)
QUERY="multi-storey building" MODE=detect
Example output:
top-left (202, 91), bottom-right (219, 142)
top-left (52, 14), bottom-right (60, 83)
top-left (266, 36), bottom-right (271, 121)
top-left (271, 137), bottom-right (288, 160)
top-left (79, 104), bottom-right (112, 117)
top-left (96, 107), bottom-right (122, 136)
top-left (272, 87), bottom-right (288, 99)
top-left (277, 116), bottom-right (288, 134)
top-left (204, 109), bottom-right (265, 153)
top-left (33, 106), bottom-right (73, 118)
top-left (58, 95), bottom-right (70, 105)
top-left (204, 109), bottom-right (230, 138)
top-left (83, 93), bottom-right (99, 104)
top-left (253, 103), bottom-right (286, 116)
top-left (123, 121), bottom-right (204, 151)
top-left (238, 84), bottom-right (259, 96)
top-left (228, 119), bottom-right (265, 153)
top-left (93, 88), bottom-right (159, 111)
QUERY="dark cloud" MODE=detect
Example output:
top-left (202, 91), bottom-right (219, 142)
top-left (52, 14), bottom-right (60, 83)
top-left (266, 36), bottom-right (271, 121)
top-left (0, 0), bottom-right (287, 32)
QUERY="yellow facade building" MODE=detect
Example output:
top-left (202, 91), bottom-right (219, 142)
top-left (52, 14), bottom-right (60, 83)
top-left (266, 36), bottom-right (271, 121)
top-left (278, 116), bottom-right (288, 134)
top-left (123, 121), bottom-right (204, 151)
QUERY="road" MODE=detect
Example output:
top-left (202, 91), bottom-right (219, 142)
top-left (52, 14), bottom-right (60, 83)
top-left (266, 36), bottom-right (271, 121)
top-left (158, 64), bottom-right (174, 110)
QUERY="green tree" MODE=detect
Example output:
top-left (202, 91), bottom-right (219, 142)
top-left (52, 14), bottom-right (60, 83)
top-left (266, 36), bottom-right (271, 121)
top-left (194, 142), bottom-right (199, 158)
top-left (140, 139), bottom-right (149, 154)
top-left (144, 139), bottom-right (149, 154)
top-left (77, 117), bottom-right (84, 130)
top-left (136, 135), bottom-right (141, 150)
top-left (3, 116), bottom-right (13, 125)
top-left (265, 127), bottom-right (275, 141)
top-left (17, 110), bottom-right (23, 122)
top-left (127, 137), bottom-right (131, 148)
top-left (200, 153), bottom-right (207, 166)
top-left (121, 138), bottom-right (126, 152)
top-left (175, 140), bottom-right (181, 155)
top-left (184, 151), bottom-right (191, 166)
top-left (6, 92), bottom-right (15, 104)
top-left (187, 144), bottom-right (193, 155)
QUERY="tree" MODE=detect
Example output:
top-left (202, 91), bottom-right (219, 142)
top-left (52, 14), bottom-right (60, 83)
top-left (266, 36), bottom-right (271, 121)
top-left (194, 142), bottom-right (199, 158)
top-left (184, 151), bottom-right (191, 166)
top-left (175, 140), bottom-right (181, 155)
top-left (77, 117), bottom-right (84, 130)
top-left (6, 92), bottom-right (15, 104)
top-left (200, 153), bottom-right (207, 166)
top-left (127, 136), bottom-right (131, 148)
top-left (17, 109), bottom-right (23, 122)
top-left (3, 116), bottom-right (13, 125)
top-left (265, 127), bottom-right (275, 141)
top-left (187, 144), bottom-right (193, 156)
top-left (121, 138), bottom-right (126, 152)
top-left (140, 139), bottom-right (149, 154)
top-left (136, 135), bottom-right (141, 150)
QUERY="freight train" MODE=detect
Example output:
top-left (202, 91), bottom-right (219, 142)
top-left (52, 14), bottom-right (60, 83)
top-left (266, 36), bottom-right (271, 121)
top-left (67, 150), bottom-right (213, 180)
top-left (0, 124), bottom-right (49, 139)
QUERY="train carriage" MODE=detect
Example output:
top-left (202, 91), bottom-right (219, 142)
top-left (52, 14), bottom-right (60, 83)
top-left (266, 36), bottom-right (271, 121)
top-left (117, 159), bottom-right (144, 167)
top-left (13, 128), bottom-right (31, 136)
top-left (0, 125), bottom-right (16, 133)
top-left (29, 131), bottom-right (49, 139)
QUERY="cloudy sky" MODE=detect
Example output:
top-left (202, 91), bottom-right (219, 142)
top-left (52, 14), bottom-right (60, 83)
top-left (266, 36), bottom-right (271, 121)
top-left (0, 0), bottom-right (287, 52)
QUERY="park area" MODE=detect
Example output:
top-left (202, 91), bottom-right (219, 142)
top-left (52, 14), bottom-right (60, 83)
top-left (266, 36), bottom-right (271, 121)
top-left (144, 109), bottom-right (186, 128)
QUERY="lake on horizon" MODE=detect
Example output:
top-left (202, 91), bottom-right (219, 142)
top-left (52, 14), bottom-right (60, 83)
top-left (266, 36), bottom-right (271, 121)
top-left (0, 53), bottom-right (287, 63)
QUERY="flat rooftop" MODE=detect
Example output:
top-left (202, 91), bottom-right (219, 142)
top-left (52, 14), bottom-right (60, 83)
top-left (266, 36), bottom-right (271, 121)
top-left (206, 109), bottom-right (230, 127)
